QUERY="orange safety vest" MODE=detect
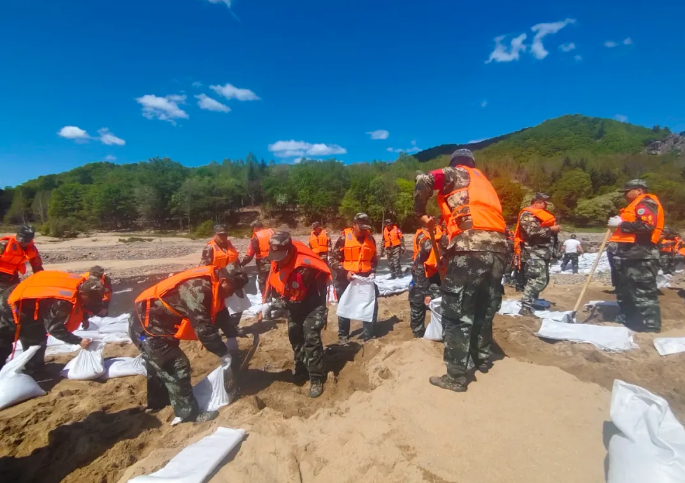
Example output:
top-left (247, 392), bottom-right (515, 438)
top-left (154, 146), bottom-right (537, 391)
top-left (609, 194), bottom-right (664, 245)
top-left (252, 229), bottom-right (274, 260)
top-left (383, 225), bottom-right (403, 248)
top-left (206, 239), bottom-right (239, 268)
top-left (268, 241), bottom-right (331, 298)
top-left (8, 271), bottom-right (86, 335)
top-left (513, 207), bottom-right (557, 257)
top-left (436, 167), bottom-right (506, 241)
top-left (342, 228), bottom-right (376, 273)
top-left (309, 229), bottom-right (330, 255)
top-left (412, 227), bottom-right (444, 278)
top-left (135, 266), bottom-right (225, 341)
top-left (80, 271), bottom-right (112, 302)
top-left (0, 236), bottom-right (38, 276)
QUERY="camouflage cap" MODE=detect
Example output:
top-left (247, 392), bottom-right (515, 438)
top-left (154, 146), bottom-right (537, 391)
top-left (449, 149), bottom-right (476, 168)
top-left (384, 219), bottom-right (394, 225)
top-left (214, 224), bottom-right (228, 234)
top-left (311, 221), bottom-right (321, 229)
top-left (79, 278), bottom-right (105, 299)
top-left (353, 213), bottom-right (372, 230)
top-left (532, 192), bottom-right (550, 202)
top-left (267, 231), bottom-right (294, 262)
top-left (618, 179), bottom-right (648, 192)
top-left (216, 264), bottom-right (249, 298)
top-left (89, 265), bottom-right (106, 279)
top-left (251, 219), bottom-right (264, 229)
top-left (16, 225), bottom-right (36, 243)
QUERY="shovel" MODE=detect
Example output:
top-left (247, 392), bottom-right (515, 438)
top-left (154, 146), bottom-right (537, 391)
top-left (563, 228), bottom-right (612, 324)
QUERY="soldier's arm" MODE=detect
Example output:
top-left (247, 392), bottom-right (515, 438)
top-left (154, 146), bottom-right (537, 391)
top-left (200, 245), bottom-right (214, 266)
top-left (520, 212), bottom-right (552, 239)
top-left (414, 172), bottom-right (436, 217)
top-left (178, 281), bottom-right (228, 357)
top-left (329, 235), bottom-right (346, 271)
top-left (619, 200), bottom-right (658, 234)
top-left (28, 245), bottom-right (44, 272)
top-left (240, 237), bottom-right (259, 266)
top-left (399, 228), bottom-right (406, 250)
top-left (44, 300), bottom-right (83, 345)
top-left (413, 234), bottom-right (431, 292)
top-left (369, 237), bottom-right (379, 273)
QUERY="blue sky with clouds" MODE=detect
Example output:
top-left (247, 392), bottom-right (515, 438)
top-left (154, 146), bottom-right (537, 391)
top-left (1, 0), bottom-right (684, 187)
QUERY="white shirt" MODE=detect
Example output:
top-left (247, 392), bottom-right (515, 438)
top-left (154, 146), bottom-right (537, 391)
top-left (563, 239), bottom-right (582, 254)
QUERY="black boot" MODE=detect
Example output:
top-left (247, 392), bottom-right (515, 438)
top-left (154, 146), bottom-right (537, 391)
top-left (477, 361), bottom-right (492, 373)
top-left (362, 322), bottom-right (375, 341)
top-left (429, 375), bottom-right (467, 392)
top-left (293, 362), bottom-right (309, 383)
top-left (309, 379), bottom-right (324, 398)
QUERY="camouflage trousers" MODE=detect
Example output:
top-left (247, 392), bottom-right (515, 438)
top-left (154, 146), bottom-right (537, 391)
top-left (521, 256), bottom-right (550, 311)
top-left (386, 246), bottom-right (403, 278)
top-left (0, 319), bottom-right (49, 375)
top-left (607, 249), bottom-right (618, 288)
top-left (440, 251), bottom-right (506, 383)
top-left (408, 274), bottom-right (441, 337)
top-left (560, 253), bottom-right (579, 274)
top-left (659, 253), bottom-right (675, 275)
top-left (288, 303), bottom-right (327, 382)
top-left (615, 258), bottom-right (661, 332)
top-left (255, 258), bottom-right (271, 295)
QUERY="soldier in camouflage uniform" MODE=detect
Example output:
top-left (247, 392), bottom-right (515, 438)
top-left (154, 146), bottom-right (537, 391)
top-left (82, 265), bottom-right (113, 319)
top-left (658, 227), bottom-right (678, 275)
top-left (0, 225), bottom-right (44, 290)
top-left (240, 220), bottom-right (273, 296)
top-left (408, 228), bottom-right (447, 337)
top-left (515, 193), bottom-right (561, 316)
top-left (0, 277), bottom-right (104, 375)
top-left (265, 232), bottom-right (331, 398)
top-left (608, 179), bottom-right (664, 332)
top-left (129, 264), bottom-right (249, 423)
top-left (381, 219), bottom-right (405, 279)
top-left (414, 149), bottom-right (508, 392)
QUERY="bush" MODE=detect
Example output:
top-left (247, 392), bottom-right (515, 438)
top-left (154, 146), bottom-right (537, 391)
top-left (118, 237), bottom-right (153, 243)
top-left (192, 220), bottom-right (215, 239)
top-left (574, 192), bottom-right (623, 227)
top-left (45, 217), bottom-right (86, 238)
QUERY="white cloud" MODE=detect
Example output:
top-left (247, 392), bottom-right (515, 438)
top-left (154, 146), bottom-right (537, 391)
top-left (207, 0), bottom-right (232, 6)
top-left (623, 37), bottom-right (633, 45)
top-left (614, 115), bottom-right (629, 122)
top-left (136, 94), bottom-right (189, 124)
top-left (105, 155), bottom-right (117, 161)
top-left (574, 54), bottom-right (583, 61)
top-left (481, 100), bottom-right (488, 108)
top-left (195, 94), bottom-right (231, 113)
top-left (468, 138), bottom-right (486, 144)
top-left (98, 128), bottom-right (125, 146)
top-left (366, 129), bottom-right (389, 140)
top-left (530, 18), bottom-right (576, 60)
top-left (210, 83), bottom-right (260, 101)
top-left (192, 81), bottom-right (203, 88)
top-left (58, 126), bottom-right (90, 141)
top-left (486, 33), bottom-right (527, 63)
top-left (268, 140), bottom-right (347, 158)
top-left (387, 143), bottom-right (421, 154)
top-left (559, 42), bottom-right (576, 52)
top-left (604, 40), bottom-right (618, 48)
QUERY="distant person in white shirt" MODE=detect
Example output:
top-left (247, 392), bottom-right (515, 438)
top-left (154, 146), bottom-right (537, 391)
top-left (561, 234), bottom-right (584, 274)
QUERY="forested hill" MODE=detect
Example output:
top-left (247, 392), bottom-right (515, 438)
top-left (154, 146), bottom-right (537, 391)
top-left (2, 115), bottom-right (684, 237)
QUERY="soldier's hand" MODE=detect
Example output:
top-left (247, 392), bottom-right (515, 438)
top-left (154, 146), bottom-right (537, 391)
top-left (550, 225), bottom-right (561, 233)
top-left (346, 271), bottom-right (355, 281)
top-left (80, 338), bottom-right (92, 349)
top-left (424, 295), bottom-right (432, 306)
top-left (420, 215), bottom-right (436, 230)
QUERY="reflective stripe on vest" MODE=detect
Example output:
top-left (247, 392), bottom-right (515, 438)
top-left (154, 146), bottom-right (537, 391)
top-left (267, 241), bottom-right (331, 298)
top-left (342, 228), bottom-right (376, 273)
top-left (383, 226), bottom-right (402, 248)
top-left (436, 167), bottom-right (506, 241)
top-left (0, 236), bottom-right (37, 276)
top-left (412, 227), bottom-right (443, 278)
top-left (254, 229), bottom-right (274, 260)
top-left (609, 194), bottom-right (664, 245)
top-left (134, 266), bottom-right (224, 341)
top-left (207, 239), bottom-right (239, 268)
top-left (513, 207), bottom-right (557, 256)
top-left (309, 230), bottom-right (329, 254)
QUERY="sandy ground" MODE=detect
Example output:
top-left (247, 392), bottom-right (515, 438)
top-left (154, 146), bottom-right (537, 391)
top-left (0, 232), bottom-right (682, 483)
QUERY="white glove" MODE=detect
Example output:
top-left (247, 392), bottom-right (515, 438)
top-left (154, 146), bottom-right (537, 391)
top-left (220, 354), bottom-right (232, 370)
top-left (607, 216), bottom-right (623, 228)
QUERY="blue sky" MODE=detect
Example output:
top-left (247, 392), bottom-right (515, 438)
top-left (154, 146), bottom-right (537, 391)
top-left (2, 0), bottom-right (684, 187)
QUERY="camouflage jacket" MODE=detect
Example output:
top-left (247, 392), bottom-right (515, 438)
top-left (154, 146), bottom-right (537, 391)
top-left (330, 231), bottom-right (379, 275)
top-left (614, 198), bottom-right (661, 260)
top-left (517, 210), bottom-right (556, 260)
top-left (269, 266), bottom-right (328, 315)
top-left (200, 239), bottom-right (237, 266)
top-left (134, 277), bottom-right (228, 357)
top-left (0, 239), bottom-right (44, 288)
top-left (414, 167), bottom-right (508, 253)
top-left (411, 231), bottom-right (448, 292)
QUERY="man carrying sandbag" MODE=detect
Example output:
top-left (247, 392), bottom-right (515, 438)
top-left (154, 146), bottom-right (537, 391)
top-left (264, 232), bottom-right (331, 398)
top-left (129, 264), bottom-right (249, 423)
top-left (331, 213), bottom-right (379, 344)
top-left (414, 149), bottom-right (508, 393)
top-left (0, 271), bottom-right (104, 375)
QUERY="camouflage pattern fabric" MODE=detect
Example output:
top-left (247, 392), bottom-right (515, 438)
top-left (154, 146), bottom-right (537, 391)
top-left (606, 243), bottom-right (619, 287)
top-left (615, 258), bottom-right (661, 332)
top-left (408, 281), bottom-right (440, 336)
top-left (520, 255), bottom-right (550, 312)
top-left (560, 253), bottom-right (580, 274)
top-left (440, 251), bottom-right (506, 383)
top-left (255, 258), bottom-right (270, 295)
top-left (659, 252), bottom-right (675, 275)
top-left (287, 304), bottom-right (327, 382)
top-left (386, 245), bottom-right (403, 278)
top-left (517, 210), bottom-right (555, 260)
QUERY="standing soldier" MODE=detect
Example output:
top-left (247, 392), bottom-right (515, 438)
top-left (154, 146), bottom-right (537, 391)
top-left (0, 225), bottom-right (43, 290)
top-left (607, 179), bottom-right (664, 333)
top-left (560, 234), bottom-right (584, 274)
top-left (265, 232), bottom-right (331, 398)
top-left (382, 219), bottom-right (405, 279)
top-left (309, 222), bottom-right (332, 264)
top-left (513, 193), bottom-right (561, 316)
top-left (240, 220), bottom-right (274, 295)
top-left (81, 265), bottom-right (113, 317)
top-left (408, 225), bottom-right (447, 337)
top-left (0, 271), bottom-right (104, 374)
top-left (414, 149), bottom-right (508, 392)
top-left (331, 213), bottom-right (379, 344)
top-left (201, 224), bottom-right (239, 269)
top-left (129, 264), bottom-right (249, 423)
top-left (658, 227), bottom-right (678, 275)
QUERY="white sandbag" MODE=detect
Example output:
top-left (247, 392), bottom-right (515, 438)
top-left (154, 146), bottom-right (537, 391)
top-left (171, 361), bottom-right (232, 426)
top-left (585, 300), bottom-right (620, 309)
top-left (103, 355), bottom-right (147, 379)
top-left (85, 313), bottom-right (131, 333)
top-left (657, 273), bottom-right (672, 289)
top-left (374, 273), bottom-right (412, 296)
top-left (654, 338), bottom-right (685, 356)
top-left (337, 275), bottom-right (376, 322)
top-left (550, 252), bottom-right (611, 275)
top-left (128, 426), bottom-right (246, 483)
top-left (498, 299), bottom-right (522, 316)
top-left (533, 310), bottom-right (574, 323)
top-left (242, 292), bottom-right (270, 317)
top-left (608, 380), bottom-right (685, 483)
top-left (60, 341), bottom-right (106, 380)
top-left (0, 346), bottom-right (46, 410)
top-left (327, 284), bottom-right (337, 305)
top-left (225, 293), bottom-right (252, 315)
top-left (424, 297), bottom-right (443, 341)
top-left (536, 320), bottom-right (638, 352)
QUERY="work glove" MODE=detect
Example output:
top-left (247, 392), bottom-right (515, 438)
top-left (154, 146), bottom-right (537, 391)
top-left (607, 216), bottom-right (623, 228)
top-left (220, 353), bottom-right (232, 369)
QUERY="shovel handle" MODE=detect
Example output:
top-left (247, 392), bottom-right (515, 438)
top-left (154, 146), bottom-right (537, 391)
top-left (572, 228), bottom-right (612, 315)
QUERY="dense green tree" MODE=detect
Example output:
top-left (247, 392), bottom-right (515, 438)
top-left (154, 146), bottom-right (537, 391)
top-left (550, 169), bottom-right (593, 219)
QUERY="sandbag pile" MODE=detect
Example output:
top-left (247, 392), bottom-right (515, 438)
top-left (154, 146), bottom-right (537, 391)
top-left (0, 346), bottom-right (46, 410)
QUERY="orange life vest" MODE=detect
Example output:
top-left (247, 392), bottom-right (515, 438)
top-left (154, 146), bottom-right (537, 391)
top-left (267, 241), bottom-right (331, 299)
top-left (513, 207), bottom-right (557, 257)
top-left (252, 229), bottom-right (274, 260)
top-left (383, 225), bottom-right (402, 248)
top-left (342, 228), bottom-right (376, 273)
top-left (206, 239), bottom-right (239, 268)
top-left (609, 194), bottom-right (664, 245)
top-left (436, 167), bottom-right (506, 241)
top-left (134, 266), bottom-right (225, 341)
top-left (309, 229), bottom-right (330, 255)
top-left (80, 271), bottom-right (112, 302)
top-left (0, 236), bottom-right (38, 276)
top-left (412, 227), bottom-right (444, 278)
top-left (8, 271), bottom-right (86, 334)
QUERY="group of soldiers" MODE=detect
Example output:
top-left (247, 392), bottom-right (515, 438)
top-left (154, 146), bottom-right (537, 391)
top-left (0, 150), bottom-right (670, 420)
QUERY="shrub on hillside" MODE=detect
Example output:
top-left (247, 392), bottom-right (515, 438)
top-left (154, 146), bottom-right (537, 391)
top-left (192, 220), bottom-right (215, 239)
top-left (45, 217), bottom-right (85, 238)
top-left (574, 192), bottom-right (623, 227)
